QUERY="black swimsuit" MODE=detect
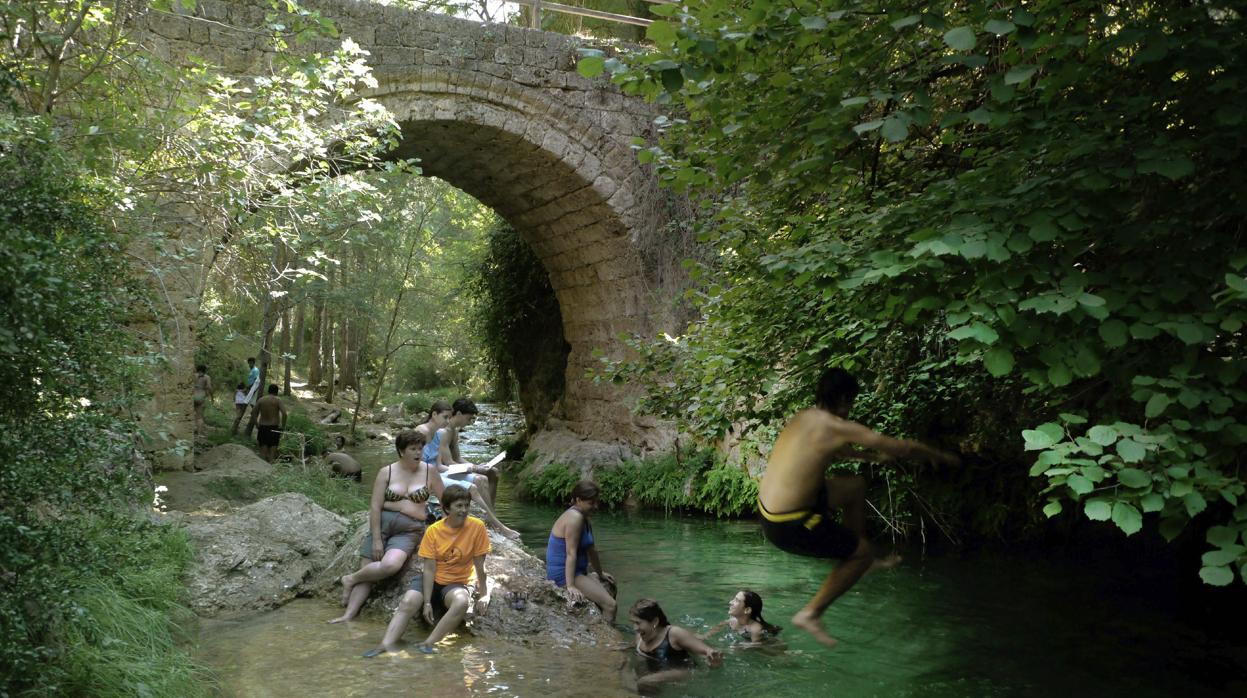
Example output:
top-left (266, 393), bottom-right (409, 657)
top-left (636, 627), bottom-right (691, 672)
top-left (758, 485), bottom-right (859, 560)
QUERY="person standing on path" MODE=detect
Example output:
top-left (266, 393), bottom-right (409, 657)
top-left (191, 364), bottom-right (213, 439)
top-left (757, 366), bottom-right (960, 649)
top-left (254, 384), bottom-right (287, 463)
top-left (231, 357), bottom-right (261, 435)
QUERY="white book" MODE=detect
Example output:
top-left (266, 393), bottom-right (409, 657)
top-left (444, 450), bottom-right (506, 475)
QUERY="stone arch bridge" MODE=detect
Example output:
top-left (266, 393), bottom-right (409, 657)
top-left (140, 0), bottom-right (681, 465)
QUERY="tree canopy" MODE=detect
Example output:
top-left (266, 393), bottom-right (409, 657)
top-left (584, 1), bottom-right (1247, 585)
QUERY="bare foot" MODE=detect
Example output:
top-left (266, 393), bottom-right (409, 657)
top-left (339, 574), bottom-right (354, 607)
top-left (791, 609), bottom-right (839, 648)
top-left (868, 552), bottom-right (902, 575)
top-left (326, 614), bottom-right (352, 624)
top-left (503, 527), bottom-right (522, 541)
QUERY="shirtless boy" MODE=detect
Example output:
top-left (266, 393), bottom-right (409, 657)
top-left (758, 367), bottom-right (959, 648)
top-left (255, 384), bottom-right (287, 463)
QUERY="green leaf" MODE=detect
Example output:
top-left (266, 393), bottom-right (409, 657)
top-left (1118, 468), bottom-right (1151, 488)
top-left (1067, 474), bottom-right (1093, 495)
top-left (1141, 156), bottom-right (1195, 181)
top-left (1098, 320), bottom-right (1129, 348)
top-left (891, 15), bottom-right (921, 30)
top-left (1043, 500), bottom-right (1063, 517)
top-left (1037, 422), bottom-right (1065, 444)
top-left (984, 19), bottom-right (1016, 36)
top-left (1023, 429), bottom-right (1056, 450)
top-left (1084, 499), bottom-right (1112, 521)
top-left (1060, 413), bottom-right (1087, 425)
top-left (1047, 363), bottom-right (1072, 387)
top-left (982, 346), bottom-right (1013, 376)
top-left (1226, 273), bottom-right (1247, 294)
top-left (1184, 491), bottom-right (1207, 517)
top-left (1140, 493), bottom-right (1164, 513)
top-left (646, 20), bottom-right (678, 46)
top-left (853, 119), bottom-right (884, 135)
top-left (1088, 425), bottom-right (1119, 446)
top-left (1159, 516), bottom-right (1186, 542)
top-left (1004, 64), bottom-right (1037, 85)
top-left (1202, 546), bottom-right (1244, 567)
top-left (1077, 293), bottom-right (1106, 308)
top-left (800, 16), bottom-right (828, 31)
top-left (1112, 503), bottom-right (1143, 535)
top-left (1207, 526), bottom-right (1239, 548)
top-left (661, 68), bottom-right (684, 93)
top-left (880, 116), bottom-right (909, 143)
top-left (1199, 565), bottom-right (1234, 586)
top-left (943, 26), bottom-right (977, 51)
top-left (1116, 438), bottom-right (1146, 463)
top-left (577, 56), bottom-right (605, 78)
top-left (1145, 393), bottom-right (1171, 419)
top-left (948, 321), bottom-right (999, 345)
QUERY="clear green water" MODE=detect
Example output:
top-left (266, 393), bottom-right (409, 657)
top-left (195, 406), bottom-right (1247, 697)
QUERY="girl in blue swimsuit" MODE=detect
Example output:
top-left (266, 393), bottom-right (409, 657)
top-left (545, 480), bottom-right (616, 622)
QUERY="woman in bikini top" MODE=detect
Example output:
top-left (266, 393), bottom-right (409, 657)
top-left (328, 430), bottom-right (446, 624)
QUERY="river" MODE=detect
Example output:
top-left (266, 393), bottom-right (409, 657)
top-left (195, 404), bottom-right (1247, 697)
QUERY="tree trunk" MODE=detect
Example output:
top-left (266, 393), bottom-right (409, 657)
top-left (308, 290), bottom-right (323, 387)
top-left (246, 244), bottom-right (283, 436)
top-left (293, 298), bottom-right (305, 358)
top-left (281, 305), bottom-right (292, 395)
top-left (340, 313), bottom-right (356, 391)
top-left (368, 212), bottom-right (428, 408)
top-left (324, 265), bottom-right (336, 403)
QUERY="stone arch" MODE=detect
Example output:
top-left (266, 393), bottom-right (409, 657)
top-left (133, 0), bottom-right (683, 466)
top-left (368, 70), bottom-right (663, 445)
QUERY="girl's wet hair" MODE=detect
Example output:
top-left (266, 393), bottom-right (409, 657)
top-left (395, 429), bottom-right (426, 454)
top-left (571, 479), bottom-right (600, 503)
top-left (426, 400), bottom-right (452, 420)
top-left (740, 589), bottom-right (782, 636)
top-left (629, 598), bottom-right (669, 627)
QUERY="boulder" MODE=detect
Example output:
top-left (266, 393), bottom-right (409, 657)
top-left (183, 493), bottom-right (350, 617)
top-left (527, 428), bottom-right (636, 471)
top-left (157, 443), bottom-right (273, 512)
top-left (195, 443), bottom-right (269, 473)
top-left (311, 515), bottom-right (621, 648)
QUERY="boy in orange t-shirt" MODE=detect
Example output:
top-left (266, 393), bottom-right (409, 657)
top-left (369, 484), bottom-right (491, 655)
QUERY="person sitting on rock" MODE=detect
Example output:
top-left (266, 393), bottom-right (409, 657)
top-left (324, 434), bottom-right (361, 482)
top-left (329, 430), bottom-right (445, 624)
top-left (366, 484), bottom-right (491, 655)
top-left (438, 398), bottom-right (498, 500)
top-left (546, 479), bottom-right (616, 622)
top-left (420, 399), bottom-right (520, 541)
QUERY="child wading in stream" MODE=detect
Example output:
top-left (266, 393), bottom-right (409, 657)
top-left (757, 367), bottom-right (960, 648)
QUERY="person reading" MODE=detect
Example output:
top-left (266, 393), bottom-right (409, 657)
top-left (757, 367), bottom-right (960, 648)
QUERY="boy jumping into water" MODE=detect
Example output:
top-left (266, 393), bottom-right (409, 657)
top-left (758, 367), bottom-right (959, 648)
